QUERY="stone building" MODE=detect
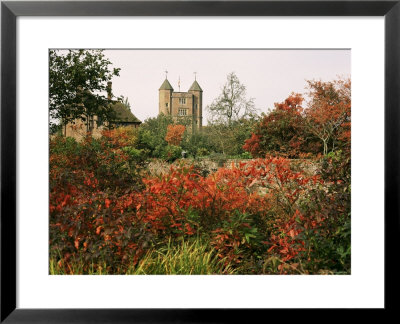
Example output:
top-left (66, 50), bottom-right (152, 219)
top-left (64, 82), bottom-right (141, 141)
top-left (159, 76), bottom-right (203, 130)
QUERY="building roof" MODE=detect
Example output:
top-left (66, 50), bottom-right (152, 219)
top-left (159, 78), bottom-right (174, 91)
top-left (189, 80), bottom-right (203, 92)
top-left (111, 102), bottom-right (141, 123)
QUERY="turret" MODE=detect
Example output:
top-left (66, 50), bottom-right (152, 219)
top-left (159, 78), bottom-right (174, 115)
top-left (188, 80), bottom-right (203, 129)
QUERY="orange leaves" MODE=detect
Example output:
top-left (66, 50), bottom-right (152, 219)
top-left (74, 238), bottom-right (80, 250)
top-left (185, 223), bottom-right (196, 235)
top-left (135, 157), bottom-right (320, 240)
top-left (50, 129), bottom-right (336, 274)
top-left (165, 124), bottom-right (186, 146)
top-left (266, 208), bottom-right (324, 265)
top-left (243, 133), bottom-right (261, 156)
top-left (101, 128), bottom-right (133, 148)
top-left (275, 92), bottom-right (304, 114)
top-left (304, 78), bottom-right (351, 155)
top-left (104, 198), bottom-right (111, 208)
top-left (243, 94), bottom-right (308, 158)
top-left (61, 194), bottom-right (71, 207)
top-left (84, 174), bottom-right (99, 188)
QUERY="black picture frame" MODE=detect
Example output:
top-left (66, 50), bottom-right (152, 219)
top-left (1, 0), bottom-right (398, 322)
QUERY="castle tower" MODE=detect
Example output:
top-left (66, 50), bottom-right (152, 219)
top-left (158, 74), bottom-right (203, 131)
top-left (188, 79), bottom-right (203, 129)
top-left (159, 78), bottom-right (174, 115)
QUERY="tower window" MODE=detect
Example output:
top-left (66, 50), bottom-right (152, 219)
top-left (179, 98), bottom-right (186, 105)
top-left (178, 109), bottom-right (188, 116)
top-left (165, 103), bottom-right (168, 107)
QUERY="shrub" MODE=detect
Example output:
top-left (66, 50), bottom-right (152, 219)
top-left (240, 151), bottom-right (252, 159)
top-left (163, 145), bottom-right (183, 162)
top-left (196, 147), bottom-right (209, 157)
top-left (50, 136), bottom-right (350, 274)
top-left (49, 129), bottom-right (146, 273)
top-left (243, 94), bottom-right (321, 158)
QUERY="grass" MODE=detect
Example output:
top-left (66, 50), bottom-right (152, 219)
top-left (127, 238), bottom-right (236, 275)
top-left (49, 254), bottom-right (110, 275)
top-left (49, 238), bottom-right (236, 275)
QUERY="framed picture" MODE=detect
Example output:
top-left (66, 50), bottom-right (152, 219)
top-left (1, 0), bottom-right (398, 321)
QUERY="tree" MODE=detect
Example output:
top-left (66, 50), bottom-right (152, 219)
top-left (243, 93), bottom-right (320, 158)
top-left (165, 124), bottom-right (186, 146)
top-left (205, 118), bottom-right (257, 156)
top-left (304, 78), bottom-right (351, 155)
top-left (49, 49), bottom-right (121, 132)
top-left (207, 72), bottom-right (257, 126)
top-left (181, 131), bottom-right (214, 157)
top-left (137, 114), bottom-right (174, 158)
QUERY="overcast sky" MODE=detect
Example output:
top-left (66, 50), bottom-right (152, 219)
top-left (104, 49), bottom-right (350, 124)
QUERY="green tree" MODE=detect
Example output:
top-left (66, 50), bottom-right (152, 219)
top-left (137, 114), bottom-right (175, 158)
top-left (182, 131), bottom-right (215, 157)
top-left (204, 118), bottom-right (257, 156)
top-left (49, 49), bottom-right (121, 132)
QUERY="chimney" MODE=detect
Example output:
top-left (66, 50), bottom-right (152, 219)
top-left (107, 81), bottom-right (112, 101)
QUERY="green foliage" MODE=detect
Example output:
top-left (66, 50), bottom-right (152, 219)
top-left (122, 146), bottom-right (146, 165)
top-left (211, 211), bottom-right (263, 271)
top-left (227, 151), bottom-right (253, 160)
top-left (303, 214), bottom-right (351, 273)
top-left (204, 118), bottom-right (257, 156)
top-left (316, 150), bottom-right (351, 272)
top-left (239, 151), bottom-right (252, 159)
top-left (163, 145), bottom-right (182, 162)
top-left (181, 131), bottom-right (214, 157)
top-left (49, 49), bottom-right (121, 128)
top-left (50, 136), bottom-right (80, 156)
top-left (50, 123), bottom-right (63, 136)
top-left (196, 147), bottom-right (210, 157)
top-left (137, 114), bottom-right (174, 158)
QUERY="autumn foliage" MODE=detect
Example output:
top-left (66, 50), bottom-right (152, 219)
top-left (243, 78), bottom-right (351, 158)
top-left (305, 79), bottom-right (351, 155)
top-left (50, 128), bottom-right (350, 274)
top-left (165, 124), bottom-right (186, 146)
top-left (243, 93), bottom-right (318, 158)
top-left (50, 76), bottom-right (350, 274)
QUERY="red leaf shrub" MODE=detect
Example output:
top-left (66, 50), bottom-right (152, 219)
top-left (50, 131), bottom-right (348, 274)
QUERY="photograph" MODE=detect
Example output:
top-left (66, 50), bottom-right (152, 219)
top-left (49, 49), bottom-right (351, 275)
